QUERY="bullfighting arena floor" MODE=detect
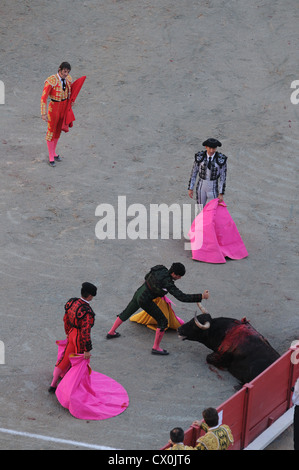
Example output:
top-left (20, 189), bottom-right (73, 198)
top-left (0, 0), bottom-right (298, 451)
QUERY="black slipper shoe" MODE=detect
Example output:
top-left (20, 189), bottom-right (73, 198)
top-left (151, 348), bottom-right (169, 355)
top-left (106, 332), bottom-right (121, 339)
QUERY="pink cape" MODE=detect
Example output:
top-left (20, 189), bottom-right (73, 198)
top-left (55, 341), bottom-right (129, 420)
top-left (188, 199), bottom-right (248, 264)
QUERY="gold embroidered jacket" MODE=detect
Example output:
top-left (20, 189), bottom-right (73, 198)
top-left (41, 74), bottom-right (72, 115)
top-left (195, 423), bottom-right (234, 450)
top-left (168, 443), bottom-right (194, 450)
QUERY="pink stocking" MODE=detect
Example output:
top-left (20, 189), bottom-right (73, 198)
top-left (152, 328), bottom-right (165, 352)
top-left (47, 141), bottom-right (55, 162)
top-left (108, 316), bottom-right (123, 336)
top-left (50, 366), bottom-right (63, 388)
top-left (53, 138), bottom-right (59, 157)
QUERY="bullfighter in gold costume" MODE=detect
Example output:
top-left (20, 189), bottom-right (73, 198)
top-left (193, 408), bottom-right (234, 450)
top-left (41, 61), bottom-right (72, 167)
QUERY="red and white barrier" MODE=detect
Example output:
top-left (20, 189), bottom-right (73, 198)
top-left (162, 343), bottom-right (299, 450)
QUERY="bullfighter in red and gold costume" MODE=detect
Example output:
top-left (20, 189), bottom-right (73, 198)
top-left (41, 61), bottom-right (72, 167)
top-left (48, 282), bottom-right (97, 393)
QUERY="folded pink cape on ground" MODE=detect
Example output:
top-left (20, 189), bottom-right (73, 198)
top-left (188, 199), bottom-right (248, 264)
top-left (55, 341), bottom-right (129, 420)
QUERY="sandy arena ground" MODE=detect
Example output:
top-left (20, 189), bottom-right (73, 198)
top-left (0, 0), bottom-right (298, 451)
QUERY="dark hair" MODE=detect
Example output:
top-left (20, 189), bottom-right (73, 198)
top-left (81, 282), bottom-right (97, 298)
top-left (202, 408), bottom-right (219, 427)
top-left (58, 61), bottom-right (71, 72)
top-left (170, 427), bottom-right (185, 443)
top-left (169, 262), bottom-right (186, 276)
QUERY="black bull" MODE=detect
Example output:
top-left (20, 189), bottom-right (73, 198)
top-left (178, 306), bottom-right (280, 385)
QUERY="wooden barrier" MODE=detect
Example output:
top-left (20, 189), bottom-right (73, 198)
top-left (161, 344), bottom-right (299, 450)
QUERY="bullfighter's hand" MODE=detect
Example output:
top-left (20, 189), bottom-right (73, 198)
top-left (41, 114), bottom-right (48, 122)
top-left (84, 351), bottom-right (91, 359)
top-left (188, 189), bottom-right (193, 199)
top-left (202, 290), bottom-right (209, 299)
top-left (192, 420), bottom-right (201, 427)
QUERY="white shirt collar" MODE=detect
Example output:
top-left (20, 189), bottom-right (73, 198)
top-left (208, 424), bottom-right (220, 430)
top-left (57, 73), bottom-right (66, 84)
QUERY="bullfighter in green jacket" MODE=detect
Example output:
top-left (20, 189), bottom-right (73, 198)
top-left (106, 263), bottom-right (209, 355)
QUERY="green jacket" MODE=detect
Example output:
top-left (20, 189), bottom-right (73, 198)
top-left (144, 265), bottom-right (202, 303)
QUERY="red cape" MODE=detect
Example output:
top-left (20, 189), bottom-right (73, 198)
top-left (62, 76), bottom-right (86, 133)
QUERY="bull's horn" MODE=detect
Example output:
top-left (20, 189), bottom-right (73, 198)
top-left (197, 302), bottom-right (208, 314)
top-left (194, 312), bottom-right (210, 330)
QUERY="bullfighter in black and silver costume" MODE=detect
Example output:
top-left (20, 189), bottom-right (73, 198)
top-left (188, 138), bottom-right (228, 206)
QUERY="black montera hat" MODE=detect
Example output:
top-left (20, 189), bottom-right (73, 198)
top-left (202, 138), bottom-right (222, 148)
top-left (82, 282), bottom-right (97, 296)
